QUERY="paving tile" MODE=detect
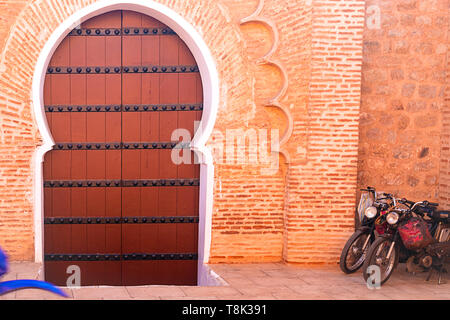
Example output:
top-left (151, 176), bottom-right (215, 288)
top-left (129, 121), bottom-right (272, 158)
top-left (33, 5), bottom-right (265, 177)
top-left (126, 286), bottom-right (186, 298)
top-left (15, 288), bottom-right (72, 300)
top-left (216, 295), bottom-right (276, 300)
top-left (260, 269), bottom-right (307, 279)
top-left (338, 284), bottom-right (385, 294)
top-left (128, 296), bottom-right (160, 300)
top-left (225, 270), bottom-right (270, 279)
top-left (218, 271), bottom-right (252, 278)
top-left (8, 262), bottom-right (41, 274)
top-left (423, 284), bottom-right (450, 295)
top-left (332, 292), bottom-right (391, 300)
top-left (272, 292), bottom-right (333, 300)
top-left (234, 285), bottom-right (297, 297)
top-left (289, 284), bottom-right (356, 298)
top-left (243, 277), bottom-right (305, 287)
top-left (161, 296), bottom-right (218, 300)
top-left (1, 274), bottom-right (17, 281)
top-left (255, 263), bottom-right (286, 271)
top-left (0, 291), bottom-right (17, 300)
top-left (16, 273), bottom-right (40, 280)
top-left (221, 276), bottom-right (257, 286)
top-left (72, 287), bottom-right (130, 300)
top-left (209, 264), bottom-right (231, 271)
top-left (312, 284), bottom-right (392, 300)
top-left (181, 286), bottom-right (243, 298)
top-left (380, 290), bottom-right (447, 300)
top-left (385, 284), bottom-right (440, 295)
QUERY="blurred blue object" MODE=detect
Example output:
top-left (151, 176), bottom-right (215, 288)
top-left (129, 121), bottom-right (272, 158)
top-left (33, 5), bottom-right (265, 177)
top-left (0, 280), bottom-right (68, 297)
top-left (0, 247), bottom-right (7, 278)
top-left (0, 246), bottom-right (68, 297)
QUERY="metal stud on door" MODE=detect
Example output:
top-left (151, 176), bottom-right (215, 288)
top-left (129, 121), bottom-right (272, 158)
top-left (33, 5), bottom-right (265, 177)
top-left (43, 10), bottom-right (202, 286)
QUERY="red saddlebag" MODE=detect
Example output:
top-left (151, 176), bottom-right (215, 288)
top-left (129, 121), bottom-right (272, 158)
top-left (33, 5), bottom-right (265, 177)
top-left (398, 217), bottom-right (434, 250)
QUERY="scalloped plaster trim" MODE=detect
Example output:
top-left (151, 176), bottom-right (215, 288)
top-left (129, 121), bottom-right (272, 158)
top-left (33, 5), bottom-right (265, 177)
top-left (239, 0), bottom-right (293, 162)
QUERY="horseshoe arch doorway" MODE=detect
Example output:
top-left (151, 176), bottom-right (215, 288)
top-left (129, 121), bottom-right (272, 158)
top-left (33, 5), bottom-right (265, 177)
top-left (42, 9), bottom-right (204, 286)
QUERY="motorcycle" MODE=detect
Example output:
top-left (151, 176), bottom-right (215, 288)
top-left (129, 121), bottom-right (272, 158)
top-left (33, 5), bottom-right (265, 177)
top-left (362, 199), bottom-right (450, 286)
top-left (404, 201), bottom-right (450, 284)
top-left (339, 187), bottom-right (395, 274)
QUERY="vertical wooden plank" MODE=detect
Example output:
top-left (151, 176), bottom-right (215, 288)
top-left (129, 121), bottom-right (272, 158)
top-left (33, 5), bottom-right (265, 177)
top-left (49, 35), bottom-right (71, 256)
top-left (104, 31), bottom-right (122, 285)
top-left (141, 29), bottom-right (160, 181)
top-left (157, 33), bottom-right (179, 278)
top-left (84, 11), bottom-right (122, 285)
top-left (122, 33), bottom-right (142, 142)
top-left (43, 72), bottom-right (54, 256)
top-left (195, 71), bottom-right (204, 122)
top-left (191, 44), bottom-right (203, 276)
top-left (179, 37), bottom-right (201, 286)
top-left (177, 39), bottom-right (199, 251)
top-left (141, 14), bottom-right (165, 28)
top-left (178, 40), bottom-right (197, 137)
top-left (84, 15), bottom-right (107, 285)
top-left (105, 33), bottom-right (122, 143)
top-left (44, 261), bottom-right (70, 286)
top-left (121, 10), bottom-right (143, 285)
top-left (159, 35), bottom-right (179, 142)
top-left (157, 260), bottom-right (178, 284)
top-left (122, 10), bottom-right (142, 28)
top-left (140, 29), bottom-right (160, 270)
top-left (50, 89), bottom-right (71, 142)
top-left (159, 34), bottom-right (179, 229)
top-left (176, 260), bottom-right (197, 285)
top-left (194, 67), bottom-right (204, 174)
top-left (82, 10), bottom-right (122, 29)
top-left (69, 31), bottom-right (87, 259)
top-left (103, 12), bottom-right (122, 286)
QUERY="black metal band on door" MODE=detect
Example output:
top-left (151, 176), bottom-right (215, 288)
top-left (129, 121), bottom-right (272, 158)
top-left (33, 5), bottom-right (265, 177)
top-left (45, 103), bottom-right (203, 112)
top-left (51, 142), bottom-right (191, 150)
top-left (44, 216), bottom-right (199, 224)
top-left (47, 65), bottom-right (199, 74)
top-left (45, 253), bottom-right (198, 261)
top-left (68, 27), bottom-right (177, 36)
top-left (44, 179), bottom-right (199, 188)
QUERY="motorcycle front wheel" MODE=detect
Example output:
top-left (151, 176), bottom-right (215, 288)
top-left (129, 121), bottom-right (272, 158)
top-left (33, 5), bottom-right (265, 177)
top-left (362, 236), bottom-right (399, 286)
top-left (339, 230), bottom-right (372, 274)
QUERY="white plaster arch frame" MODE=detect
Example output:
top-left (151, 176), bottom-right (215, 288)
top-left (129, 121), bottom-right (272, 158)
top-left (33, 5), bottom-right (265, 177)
top-left (32, 0), bottom-right (219, 285)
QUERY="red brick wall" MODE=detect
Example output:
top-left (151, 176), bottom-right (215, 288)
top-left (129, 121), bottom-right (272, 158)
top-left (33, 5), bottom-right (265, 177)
top-left (0, 0), bottom-right (39, 260)
top-left (283, 0), bottom-right (365, 264)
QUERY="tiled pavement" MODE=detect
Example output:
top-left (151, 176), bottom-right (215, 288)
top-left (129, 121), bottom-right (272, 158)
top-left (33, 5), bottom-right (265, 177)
top-left (1, 262), bottom-right (449, 300)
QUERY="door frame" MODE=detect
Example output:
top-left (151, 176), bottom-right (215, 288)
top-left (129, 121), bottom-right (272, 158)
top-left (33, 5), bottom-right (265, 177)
top-left (32, 0), bottom-right (219, 285)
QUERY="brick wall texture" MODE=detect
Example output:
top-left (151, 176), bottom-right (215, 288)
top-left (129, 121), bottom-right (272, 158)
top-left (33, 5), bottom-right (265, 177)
top-left (0, 0), bottom-right (447, 265)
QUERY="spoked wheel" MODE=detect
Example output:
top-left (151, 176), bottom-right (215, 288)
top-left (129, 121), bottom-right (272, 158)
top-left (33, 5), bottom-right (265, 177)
top-left (339, 230), bottom-right (372, 274)
top-left (362, 236), bottom-right (399, 286)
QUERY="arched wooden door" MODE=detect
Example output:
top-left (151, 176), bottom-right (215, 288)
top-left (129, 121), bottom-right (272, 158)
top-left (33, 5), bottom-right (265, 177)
top-left (43, 10), bottom-right (202, 286)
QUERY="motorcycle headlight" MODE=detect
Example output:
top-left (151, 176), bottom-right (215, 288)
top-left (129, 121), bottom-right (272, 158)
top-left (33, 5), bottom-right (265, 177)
top-left (364, 206), bottom-right (378, 219)
top-left (386, 212), bottom-right (399, 225)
